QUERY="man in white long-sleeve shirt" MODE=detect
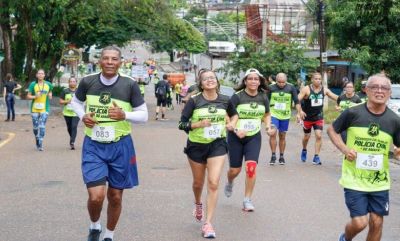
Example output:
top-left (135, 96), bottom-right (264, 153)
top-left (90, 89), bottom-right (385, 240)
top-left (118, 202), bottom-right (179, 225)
top-left (71, 46), bottom-right (148, 241)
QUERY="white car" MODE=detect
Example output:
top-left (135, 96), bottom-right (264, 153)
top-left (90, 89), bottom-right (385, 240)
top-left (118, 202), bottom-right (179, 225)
top-left (388, 84), bottom-right (400, 115)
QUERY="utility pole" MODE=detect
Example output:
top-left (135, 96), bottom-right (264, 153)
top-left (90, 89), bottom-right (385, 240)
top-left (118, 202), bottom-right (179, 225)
top-left (318, 0), bottom-right (326, 74)
top-left (318, 0), bottom-right (329, 110)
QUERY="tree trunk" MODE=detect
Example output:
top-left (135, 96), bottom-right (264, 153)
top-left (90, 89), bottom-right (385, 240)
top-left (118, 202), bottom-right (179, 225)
top-left (0, 1), bottom-right (13, 78)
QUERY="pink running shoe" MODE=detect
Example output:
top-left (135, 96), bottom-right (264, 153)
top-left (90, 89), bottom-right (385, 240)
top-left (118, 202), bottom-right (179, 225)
top-left (192, 203), bottom-right (203, 222)
top-left (202, 223), bottom-right (216, 238)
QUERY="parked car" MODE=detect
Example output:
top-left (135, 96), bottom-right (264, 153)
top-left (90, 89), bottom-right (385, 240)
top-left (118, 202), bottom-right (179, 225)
top-left (388, 84), bottom-right (400, 115)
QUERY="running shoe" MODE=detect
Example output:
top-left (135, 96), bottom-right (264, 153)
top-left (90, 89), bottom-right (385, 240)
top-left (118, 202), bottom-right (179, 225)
top-left (301, 149), bottom-right (307, 162)
top-left (269, 155), bottom-right (276, 165)
top-left (193, 203), bottom-right (203, 222)
top-left (243, 198), bottom-right (255, 212)
top-left (224, 182), bottom-right (233, 197)
top-left (87, 228), bottom-right (101, 241)
top-left (70, 143), bottom-right (75, 150)
top-left (278, 156), bottom-right (285, 165)
top-left (312, 155), bottom-right (322, 165)
top-left (102, 239), bottom-right (112, 241)
top-left (35, 139), bottom-right (40, 149)
top-left (338, 233), bottom-right (347, 241)
top-left (202, 223), bottom-right (216, 238)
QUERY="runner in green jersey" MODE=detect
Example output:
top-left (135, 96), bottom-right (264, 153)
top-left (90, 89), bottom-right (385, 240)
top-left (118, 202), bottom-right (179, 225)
top-left (179, 69), bottom-right (234, 239)
top-left (59, 77), bottom-right (79, 150)
top-left (26, 69), bottom-right (53, 151)
top-left (268, 73), bottom-right (302, 165)
top-left (335, 81), bottom-right (362, 112)
top-left (71, 46), bottom-right (147, 241)
top-left (328, 74), bottom-right (400, 241)
top-left (223, 68), bottom-right (273, 212)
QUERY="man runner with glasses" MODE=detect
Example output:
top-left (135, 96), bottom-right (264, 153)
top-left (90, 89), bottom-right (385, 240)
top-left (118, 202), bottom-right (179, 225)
top-left (328, 74), bottom-right (400, 241)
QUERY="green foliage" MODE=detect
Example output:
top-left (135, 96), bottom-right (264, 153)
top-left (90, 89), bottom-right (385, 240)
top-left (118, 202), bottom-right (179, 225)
top-left (52, 85), bottom-right (65, 97)
top-left (222, 39), bottom-right (319, 84)
top-left (211, 12), bottom-right (246, 24)
top-left (326, 0), bottom-right (400, 82)
top-left (3, 0), bottom-right (207, 86)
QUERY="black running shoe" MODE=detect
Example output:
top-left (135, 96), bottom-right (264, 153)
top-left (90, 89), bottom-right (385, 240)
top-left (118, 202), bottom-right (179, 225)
top-left (102, 239), bottom-right (112, 241)
top-left (87, 229), bottom-right (101, 241)
top-left (269, 155), bottom-right (276, 165)
top-left (279, 157), bottom-right (285, 165)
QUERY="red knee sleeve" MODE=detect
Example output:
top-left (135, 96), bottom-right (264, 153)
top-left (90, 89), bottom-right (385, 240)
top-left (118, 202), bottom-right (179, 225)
top-left (246, 161), bottom-right (257, 178)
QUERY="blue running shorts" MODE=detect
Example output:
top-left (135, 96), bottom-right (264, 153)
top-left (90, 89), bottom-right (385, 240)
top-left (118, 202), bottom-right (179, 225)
top-left (344, 188), bottom-right (389, 217)
top-left (271, 117), bottom-right (290, 132)
top-left (82, 135), bottom-right (139, 189)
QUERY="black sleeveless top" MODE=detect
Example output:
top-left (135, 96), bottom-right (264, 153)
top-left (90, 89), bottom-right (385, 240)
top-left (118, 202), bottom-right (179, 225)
top-left (302, 85), bottom-right (325, 121)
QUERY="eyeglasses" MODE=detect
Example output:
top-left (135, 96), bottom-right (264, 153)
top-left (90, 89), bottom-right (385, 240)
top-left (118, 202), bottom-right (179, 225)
top-left (367, 85), bottom-right (391, 92)
top-left (201, 76), bottom-right (217, 81)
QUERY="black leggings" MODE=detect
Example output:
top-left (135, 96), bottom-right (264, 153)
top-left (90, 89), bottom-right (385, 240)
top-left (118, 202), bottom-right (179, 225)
top-left (64, 116), bottom-right (80, 144)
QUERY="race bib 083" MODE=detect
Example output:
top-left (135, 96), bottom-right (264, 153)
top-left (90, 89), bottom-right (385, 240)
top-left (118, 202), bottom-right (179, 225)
top-left (91, 125), bottom-right (115, 142)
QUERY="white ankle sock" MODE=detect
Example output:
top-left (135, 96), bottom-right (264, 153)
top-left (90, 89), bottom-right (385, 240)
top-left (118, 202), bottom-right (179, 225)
top-left (103, 228), bottom-right (114, 239)
top-left (90, 220), bottom-right (101, 230)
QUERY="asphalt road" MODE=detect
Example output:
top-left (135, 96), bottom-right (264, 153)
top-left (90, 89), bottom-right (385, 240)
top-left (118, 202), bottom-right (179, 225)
top-left (0, 83), bottom-right (399, 241)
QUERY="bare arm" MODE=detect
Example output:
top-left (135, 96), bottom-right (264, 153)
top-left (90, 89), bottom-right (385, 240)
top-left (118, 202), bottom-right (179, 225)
top-left (325, 88), bottom-right (338, 101)
top-left (296, 87), bottom-right (308, 121)
top-left (226, 114), bottom-right (238, 131)
top-left (14, 83), bottom-right (22, 92)
top-left (263, 112), bottom-right (274, 136)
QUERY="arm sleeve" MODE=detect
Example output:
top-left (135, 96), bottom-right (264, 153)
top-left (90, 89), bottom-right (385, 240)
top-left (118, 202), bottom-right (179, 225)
top-left (125, 103), bottom-right (148, 123)
top-left (70, 95), bottom-right (86, 120)
top-left (130, 81), bottom-right (145, 108)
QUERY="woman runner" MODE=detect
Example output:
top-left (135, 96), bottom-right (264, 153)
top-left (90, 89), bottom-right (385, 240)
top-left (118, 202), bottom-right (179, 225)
top-left (179, 69), bottom-right (234, 239)
top-left (223, 68), bottom-right (273, 211)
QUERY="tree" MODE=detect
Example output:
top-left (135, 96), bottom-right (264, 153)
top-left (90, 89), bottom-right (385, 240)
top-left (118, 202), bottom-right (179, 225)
top-left (326, 0), bottom-right (400, 82)
top-left (222, 39), bottom-right (318, 84)
top-left (1, 0), bottom-right (206, 91)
